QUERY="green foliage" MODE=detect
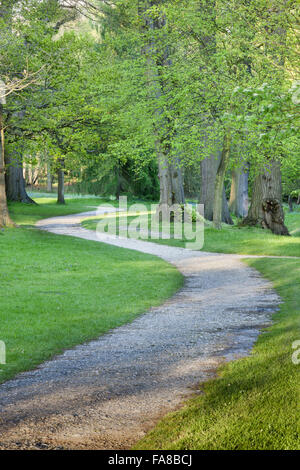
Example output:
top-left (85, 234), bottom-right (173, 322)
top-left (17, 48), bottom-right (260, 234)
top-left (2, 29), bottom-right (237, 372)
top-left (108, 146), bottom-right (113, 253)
top-left (1, 0), bottom-right (298, 200)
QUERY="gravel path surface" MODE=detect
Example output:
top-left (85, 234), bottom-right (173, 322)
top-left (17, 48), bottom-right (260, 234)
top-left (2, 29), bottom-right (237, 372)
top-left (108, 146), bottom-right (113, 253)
top-left (0, 210), bottom-right (280, 450)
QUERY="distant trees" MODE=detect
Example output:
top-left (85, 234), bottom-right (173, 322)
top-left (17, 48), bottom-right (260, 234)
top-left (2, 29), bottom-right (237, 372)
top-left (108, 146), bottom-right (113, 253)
top-left (0, 0), bottom-right (103, 211)
top-left (0, 0), bottom-right (298, 234)
top-left (99, 0), bottom-right (298, 233)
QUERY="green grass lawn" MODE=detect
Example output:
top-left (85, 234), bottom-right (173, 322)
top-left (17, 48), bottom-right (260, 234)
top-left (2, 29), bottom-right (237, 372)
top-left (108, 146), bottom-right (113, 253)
top-left (0, 197), bottom-right (182, 383)
top-left (135, 258), bottom-right (300, 450)
top-left (8, 196), bottom-right (116, 226)
top-left (82, 207), bottom-right (300, 257)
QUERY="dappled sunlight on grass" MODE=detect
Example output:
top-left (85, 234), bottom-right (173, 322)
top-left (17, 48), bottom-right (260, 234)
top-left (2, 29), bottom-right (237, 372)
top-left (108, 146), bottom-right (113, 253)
top-left (81, 209), bottom-right (300, 257)
top-left (8, 197), bottom-right (112, 226)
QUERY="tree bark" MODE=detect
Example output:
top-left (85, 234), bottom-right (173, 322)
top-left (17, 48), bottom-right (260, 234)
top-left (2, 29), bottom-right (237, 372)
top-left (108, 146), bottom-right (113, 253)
top-left (170, 158), bottom-right (185, 204)
top-left (158, 154), bottom-right (185, 207)
top-left (47, 160), bottom-right (52, 192)
top-left (5, 148), bottom-right (36, 203)
top-left (242, 161), bottom-right (289, 235)
top-left (212, 132), bottom-right (232, 229)
top-left (195, 0), bottom-right (232, 224)
top-left (243, 7), bottom-right (289, 236)
top-left (57, 160), bottom-right (65, 204)
top-left (157, 152), bottom-right (172, 208)
top-left (229, 168), bottom-right (249, 218)
top-left (200, 152), bottom-right (233, 224)
top-left (0, 105), bottom-right (13, 227)
top-left (115, 160), bottom-right (121, 200)
top-left (141, 1), bottom-right (185, 209)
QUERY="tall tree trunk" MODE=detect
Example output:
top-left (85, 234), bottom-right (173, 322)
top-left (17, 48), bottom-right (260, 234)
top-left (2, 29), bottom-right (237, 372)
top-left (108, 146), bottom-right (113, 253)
top-left (141, 0), bottom-right (185, 209)
top-left (116, 160), bottom-right (121, 200)
top-left (200, 153), bottom-right (233, 224)
top-left (158, 154), bottom-right (185, 208)
top-left (196, 0), bottom-right (232, 225)
top-left (243, 6), bottom-right (289, 236)
top-left (242, 161), bottom-right (289, 235)
top-left (57, 162), bottom-right (65, 205)
top-left (170, 158), bottom-right (185, 204)
top-left (0, 105), bottom-right (13, 227)
top-left (5, 148), bottom-right (35, 203)
top-left (47, 160), bottom-right (52, 193)
top-left (157, 153), bottom-right (172, 208)
top-left (229, 168), bottom-right (249, 218)
top-left (1, 1), bottom-right (34, 207)
top-left (213, 132), bottom-right (232, 229)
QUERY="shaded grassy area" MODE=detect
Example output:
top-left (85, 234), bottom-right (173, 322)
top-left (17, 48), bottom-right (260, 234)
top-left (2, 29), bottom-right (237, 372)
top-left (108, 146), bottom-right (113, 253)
top-left (8, 196), bottom-right (115, 226)
top-left (135, 258), bottom-right (300, 450)
top-left (0, 198), bottom-right (182, 383)
top-left (82, 208), bottom-right (300, 257)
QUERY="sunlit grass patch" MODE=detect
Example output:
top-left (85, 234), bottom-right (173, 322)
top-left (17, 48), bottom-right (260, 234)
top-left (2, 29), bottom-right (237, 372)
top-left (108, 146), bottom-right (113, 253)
top-left (82, 209), bottom-right (300, 257)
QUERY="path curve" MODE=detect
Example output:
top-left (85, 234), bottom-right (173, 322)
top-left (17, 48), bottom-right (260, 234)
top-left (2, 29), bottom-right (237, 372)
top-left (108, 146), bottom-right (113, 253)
top-left (0, 209), bottom-right (280, 450)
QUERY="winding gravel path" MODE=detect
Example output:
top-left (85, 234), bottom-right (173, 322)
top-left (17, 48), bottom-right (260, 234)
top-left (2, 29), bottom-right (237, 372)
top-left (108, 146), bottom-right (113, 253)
top-left (0, 209), bottom-right (280, 450)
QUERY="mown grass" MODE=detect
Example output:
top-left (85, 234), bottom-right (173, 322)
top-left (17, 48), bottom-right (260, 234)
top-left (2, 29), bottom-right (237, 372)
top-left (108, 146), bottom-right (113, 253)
top-left (82, 207), bottom-right (300, 257)
top-left (8, 196), bottom-right (115, 226)
top-left (135, 258), bottom-right (300, 450)
top-left (0, 197), bottom-right (182, 383)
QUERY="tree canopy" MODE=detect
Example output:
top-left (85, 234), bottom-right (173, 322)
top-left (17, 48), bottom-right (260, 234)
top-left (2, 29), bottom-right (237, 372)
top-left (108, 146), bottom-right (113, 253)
top-left (0, 0), bottom-right (299, 229)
